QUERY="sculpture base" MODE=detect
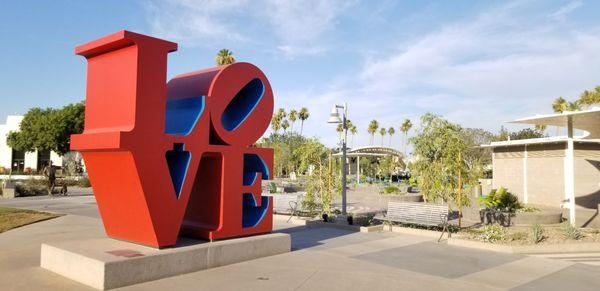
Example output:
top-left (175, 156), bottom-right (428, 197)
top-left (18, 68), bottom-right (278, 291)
top-left (40, 233), bottom-right (291, 290)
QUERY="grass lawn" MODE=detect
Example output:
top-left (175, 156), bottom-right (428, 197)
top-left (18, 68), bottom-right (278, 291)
top-left (0, 207), bottom-right (62, 233)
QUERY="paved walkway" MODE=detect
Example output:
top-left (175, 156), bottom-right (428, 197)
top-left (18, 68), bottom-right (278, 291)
top-left (0, 195), bottom-right (599, 290)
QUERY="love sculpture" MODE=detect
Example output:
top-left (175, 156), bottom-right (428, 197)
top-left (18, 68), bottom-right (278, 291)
top-left (71, 31), bottom-right (274, 248)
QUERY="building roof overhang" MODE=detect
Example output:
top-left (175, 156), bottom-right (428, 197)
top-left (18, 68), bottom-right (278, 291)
top-left (510, 107), bottom-right (600, 139)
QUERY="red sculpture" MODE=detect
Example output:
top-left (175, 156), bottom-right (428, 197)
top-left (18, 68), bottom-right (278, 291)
top-left (71, 31), bottom-right (274, 248)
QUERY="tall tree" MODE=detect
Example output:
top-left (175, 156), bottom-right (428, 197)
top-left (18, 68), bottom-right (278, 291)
top-left (350, 125), bottom-right (357, 148)
top-left (298, 107), bottom-right (310, 136)
top-left (270, 114), bottom-right (281, 134)
top-left (387, 127), bottom-right (395, 147)
top-left (288, 109), bottom-right (298, 132)
top-left (7, 102), bottom-right (85, 155)
top-left (410, 113), bottom-right (481, 209)
top-left (379, 127), bottom-right (386, 146)
top-left (281, 119), bottom-right (290, 134)
top-left (400, 119), bottom-right (413, 156)
top-left (534, 124), bottom-right (547, 136)
top-left (578, 86), bottom-right (600, 107)
top-left (336, 123), bottom-right (344, 141)
top-left (551, 97), bottom-right (579, 135)
top-left (367, 120), bottom-right (378, 145)
top-left (552, 97), bottom-right (568, 114)
top-left (276, 108), bottom-right (287, 120)
top-left (215, 49), bottom-right (236, 65)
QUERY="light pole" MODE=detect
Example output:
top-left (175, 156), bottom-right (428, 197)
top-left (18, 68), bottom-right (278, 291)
top-left (327, 102), bottom-right (348, 216)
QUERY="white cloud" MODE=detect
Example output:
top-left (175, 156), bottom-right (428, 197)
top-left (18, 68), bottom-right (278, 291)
top-left (280, 1), bottom-right (600, 148)
top-left (549, 0), bottom-right (582, 20)
top-left (144, 0), bottom-right (351, 56)
top-left (145, 0), bottom-right (250, 45)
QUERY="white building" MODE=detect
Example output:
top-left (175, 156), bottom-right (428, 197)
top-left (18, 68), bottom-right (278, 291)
top-left (0, 115), bottom-right (63, 174)
top-left (482, 108), bottom-right (600, 227)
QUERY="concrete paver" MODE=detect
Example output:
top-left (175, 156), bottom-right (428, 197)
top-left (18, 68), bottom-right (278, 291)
top-left (0, 194), bottom-right (599, 290)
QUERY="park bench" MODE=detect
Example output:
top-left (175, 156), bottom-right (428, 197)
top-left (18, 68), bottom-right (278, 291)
top-left (382, 201), bottom-right (450, 242)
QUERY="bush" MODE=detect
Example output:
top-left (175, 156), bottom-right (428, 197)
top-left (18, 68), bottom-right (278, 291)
top-left (381, 185), bottom-right (399, 195)
top-left (479, 187), bottom-right (520, 212)
top-left (478, 224), bottom-right (506, 243)
top-left (508, 231), bottom-right (527, 242)
top-left (15, 178), bottom-right (48, 196)
top-left (562, 223), bottom-right (582, 240)
top-left (530, 224), bottom-right (544, 244)
top-left (78, 177), bottom-right (91, 187)
top-left (267, 182), bottom-right (277, 193)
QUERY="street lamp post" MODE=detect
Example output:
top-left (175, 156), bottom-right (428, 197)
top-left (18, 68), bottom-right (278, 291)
top-left (327, 102), bottom-right (348, 216)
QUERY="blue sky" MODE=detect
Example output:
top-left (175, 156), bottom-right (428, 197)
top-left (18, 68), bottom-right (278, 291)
top-left (2, 0), bottom-right (600, 150)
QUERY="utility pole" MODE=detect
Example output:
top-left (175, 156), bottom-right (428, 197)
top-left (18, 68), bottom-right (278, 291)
top-left (457, 151), bottom-right (463, 227)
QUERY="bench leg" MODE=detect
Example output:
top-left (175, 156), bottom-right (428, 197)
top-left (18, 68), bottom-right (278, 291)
top-left (287, 201), bottom-right (298, 223)
top-left (438, 223), bottom-right (448, 243)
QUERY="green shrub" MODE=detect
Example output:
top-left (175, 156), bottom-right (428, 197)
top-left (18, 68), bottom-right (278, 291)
top-left (361, 213), bottom-right (377, 226)
top-left (479, 187), bottom-right (520, 212)
top-left (78, 177), bottom-right (91, 187)
top-left (381, 185), bottom-right (399, 195)
top-left (562, 223), bottom-right (582, 240)
top-left (478, 224), bottom-right (506, 243)
top-left (530, 224), bottom-right (544, 244)
top-left (267, 182), bottom-right (277, 193)
top-left (15, 178), bottom-right (48, 196)
top-left (508, 231), bottom-right (527, 242)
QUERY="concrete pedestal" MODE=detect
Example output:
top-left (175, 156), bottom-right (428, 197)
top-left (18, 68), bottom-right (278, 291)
top-left (40, 233), bottom-right (291, 290)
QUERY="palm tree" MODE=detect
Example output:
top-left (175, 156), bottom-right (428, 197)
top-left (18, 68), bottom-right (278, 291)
top-left (270, 114), bottom-right (281, 134)
top-left (387, 127), bottom-right (395, 147)
top-left (276, 108), bottom-right (287, 120)
top-left (400, 119), bottom-right (412, 156)
top-left (336, 123), bottom-right (344, 141)
top-left (288, 109), bottom-right (298, 132)
top-left (281, 119), bottom-right (290, 134)
top-left (379, 128), bottom-right (386, 146)
top-left (552, 97), bottom-right (568, 114)
top-left (298, 107), bottom-right (310, 135)
top-left (350, 125), bottom-right (357, 148)
top-left (552, 97), bottom-right (567, 136)
top-left (579, 86), bottom-right (600, 107)
top-left (367, 120), bottom-right (379, 145)
top-left (535, 124), bottom-right (547, 136)
top-left (568, 101), bottom-right (581, 111)
top-left (215, 49), bottom-right (236, 66)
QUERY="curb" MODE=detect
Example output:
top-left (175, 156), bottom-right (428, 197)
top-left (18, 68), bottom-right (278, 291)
top-left (305, 220), bottom-right (384, 233)
top-left (384, 225), bottom-right (450, 239)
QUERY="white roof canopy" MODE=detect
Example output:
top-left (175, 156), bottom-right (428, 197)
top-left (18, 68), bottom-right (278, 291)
top-left (510, 107), bottom-right (600, 139)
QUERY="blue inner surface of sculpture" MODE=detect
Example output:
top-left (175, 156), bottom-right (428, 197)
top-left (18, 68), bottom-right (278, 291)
top-left (166, 143), bottom-right (191, 199)
top-left (221, 78), bottom-right (265, 131)
top-left (165, 96), bottom-right (205, 135)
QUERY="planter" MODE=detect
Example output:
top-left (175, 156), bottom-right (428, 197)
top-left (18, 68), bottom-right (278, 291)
top-left (1, 180), bottom-right (16, 198)
top-left (395, 194), bottom-right (423, 202)
top-left (479, 208), bottom-right (562, 226)
top-left (511, 211), bottom-right (562, 225)
top-left (306, 220), bottom-right (384, 233)
top-left (386, 225), bottom-right (448, 239)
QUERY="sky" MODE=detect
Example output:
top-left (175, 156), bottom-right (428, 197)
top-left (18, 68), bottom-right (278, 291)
top-left (1, 0), bottom-right (600, 151)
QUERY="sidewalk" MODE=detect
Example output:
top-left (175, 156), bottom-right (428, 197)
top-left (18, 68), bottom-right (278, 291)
top-left (0, 195), bottom-right (599, 290)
